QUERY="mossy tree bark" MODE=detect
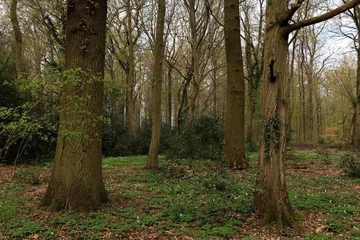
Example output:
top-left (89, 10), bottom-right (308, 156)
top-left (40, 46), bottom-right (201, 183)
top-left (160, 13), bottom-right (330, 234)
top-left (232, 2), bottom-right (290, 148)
top-left (254, 0), bottom-right (360, 228)
top-left (224, 0), bottom-right (247, 169)
top-left (146, 0), bottom-right (166, 169)
top-left (40, 0), bottom-right (108, 212)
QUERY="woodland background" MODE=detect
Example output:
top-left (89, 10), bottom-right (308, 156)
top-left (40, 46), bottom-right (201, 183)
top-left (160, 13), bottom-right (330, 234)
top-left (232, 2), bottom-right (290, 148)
top-left (2, 0), bottom-right (360, 238)
top-left (0, 0), bottom-right (358, 164)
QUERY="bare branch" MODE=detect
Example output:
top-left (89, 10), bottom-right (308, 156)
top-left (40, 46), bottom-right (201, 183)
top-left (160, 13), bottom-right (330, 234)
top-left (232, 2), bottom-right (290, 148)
top-left (284, 0), bottom-right (360, 34)
top-left (281, 0), bottom-right (306, 25)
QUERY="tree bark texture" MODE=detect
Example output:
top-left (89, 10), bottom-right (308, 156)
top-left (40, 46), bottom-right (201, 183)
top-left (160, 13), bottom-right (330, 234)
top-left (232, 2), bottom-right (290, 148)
top-left (146, 0), bottom-right (166, 169)
top-left (224, 0), bottom-right (246, 169)
top-left (253, 0), bottom-right (297, 228)
top-left (352, 6), bottom-right (360, 146)
top-left (254, 0), bottom-right (360, 228)
top-left (40, 0), bottom-right (108, 212)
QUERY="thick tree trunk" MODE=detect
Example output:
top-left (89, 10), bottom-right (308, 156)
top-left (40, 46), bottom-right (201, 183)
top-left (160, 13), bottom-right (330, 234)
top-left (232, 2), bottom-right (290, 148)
top-left (224, 0), bottom-right (246, 169)
top-left (40, 0), bottom-right (108, 212)
top-left (146, 0), bottom-right (165, 169)
top-left (254, 0), bottom-right (360, 228)
top-left (253, 1), bottom-right (296, 228)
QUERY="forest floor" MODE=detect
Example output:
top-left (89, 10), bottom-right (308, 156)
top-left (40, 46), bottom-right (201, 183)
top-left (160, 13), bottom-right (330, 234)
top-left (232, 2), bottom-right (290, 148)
top-left (1, 145), bottom-right (360, 239)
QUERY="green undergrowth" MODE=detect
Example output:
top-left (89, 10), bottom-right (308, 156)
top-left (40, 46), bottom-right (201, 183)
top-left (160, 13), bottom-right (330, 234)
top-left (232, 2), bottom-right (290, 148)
top-left (1, 149), bottom-right (360, 239)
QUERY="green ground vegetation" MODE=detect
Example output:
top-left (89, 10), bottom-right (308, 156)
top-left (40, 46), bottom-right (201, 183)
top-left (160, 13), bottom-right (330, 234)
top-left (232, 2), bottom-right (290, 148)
top-left (0, 147), bottom-right (360, 239)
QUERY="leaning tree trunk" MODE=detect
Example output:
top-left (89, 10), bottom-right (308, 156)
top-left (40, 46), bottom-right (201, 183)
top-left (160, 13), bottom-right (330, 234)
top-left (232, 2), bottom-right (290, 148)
top-left (146, 0), bottom-right (165, 169)
top-left (40, 0), bottom-right (108, 212)
top-left (253, 1), bottom-right (296, 228)
top-left (224, 0), bottom-right (247, 169)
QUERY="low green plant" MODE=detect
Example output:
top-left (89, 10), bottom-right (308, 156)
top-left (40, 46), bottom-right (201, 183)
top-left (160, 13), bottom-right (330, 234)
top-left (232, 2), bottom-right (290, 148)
top-left (9, 220), bottom-right (44, 238)
top-left (324, 216), bottom-right (344, 233)
top-left (43, 227), bottom-right (58, 239)
top-left (303, 234), bottom-right (337, 240)
top-left (290, 192), bottom-right (334, 211)
top-left (13, 166), bottom-right (42, 185)
top-left (241, 237), bottom-right (262, 240)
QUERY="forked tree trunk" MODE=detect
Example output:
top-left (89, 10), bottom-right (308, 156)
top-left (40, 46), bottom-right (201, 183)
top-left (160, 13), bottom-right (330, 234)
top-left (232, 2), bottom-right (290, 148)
top-left (146, 0), bottom-right (165, 169)
top-left (254, 0), bottom-right (360, 228)
top-left (254, 0), bottom-right (296, 228)
top-left (224, 0), bottom-right (246, 169)
top-left (40, 0), bottom-right (108, 212)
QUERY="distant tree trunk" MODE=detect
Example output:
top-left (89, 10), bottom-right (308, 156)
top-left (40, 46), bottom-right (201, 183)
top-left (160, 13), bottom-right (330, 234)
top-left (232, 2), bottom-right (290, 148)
top-left (211, 56), bottom-right (218, 117)
top-left (352, 6), bottom-right (360, 147)
top-left (125, 0), bottom-right (137, 138)
top-left (224, 0), bottom-right (246, 169)
top-left (243, 0), bottom-right (264, 146)
top-left (166, 66), bottom-right (173, 126)
top-left (146, 0), bottom-right (165, 169)
top-left (40, 0), bottom-right (108, 212)
top-left (287, 36), bottom-right (297, 143)
top-left (10, 0), bottom-right (25, 78)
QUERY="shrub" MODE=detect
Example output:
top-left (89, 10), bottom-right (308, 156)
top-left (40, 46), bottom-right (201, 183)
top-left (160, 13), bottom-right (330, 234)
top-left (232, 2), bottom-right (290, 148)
top-left (339, 153), bottom-right (360, 178)
top-left (0, 105), bottom-right (58, 164)
top-left (166, 113), bottom-right (224, 160)
top-left (102, 119), bottom-right (132, 157)
top-left (102, 119), bottom-right (175, 157)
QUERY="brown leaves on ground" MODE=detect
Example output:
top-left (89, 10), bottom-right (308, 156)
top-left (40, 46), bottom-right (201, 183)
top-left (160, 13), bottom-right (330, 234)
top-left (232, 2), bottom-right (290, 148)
top-left (0, 147), bottom-right (358, 239)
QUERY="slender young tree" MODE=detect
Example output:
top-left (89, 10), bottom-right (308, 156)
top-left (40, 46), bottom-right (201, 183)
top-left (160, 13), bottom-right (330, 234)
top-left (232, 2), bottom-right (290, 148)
top-left (343, 5), bottom-right (360, 146)
top-left (146, 0), bottom-right (166, 169)
top-left (254, 0), bottom-right (360, 228)
top-left (10, 0), bottom-right (25, 78)
top-left (224, 0), bottom-right (246, 169)
top-left (40, 0), bottom-right (108, 212)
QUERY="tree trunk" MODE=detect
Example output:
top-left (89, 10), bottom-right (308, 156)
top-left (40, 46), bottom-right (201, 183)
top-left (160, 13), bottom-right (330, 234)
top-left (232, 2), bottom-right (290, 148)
top-left (166, 66), bottom-right (173, 126)
top-left (40, 0), bottom-right (108, 212)
top-left (125, 0), bottom-right (137, 139)
top-left (146, 0), bottom-right (166, 169)
top-left (253, 1), bottom-right (296, 228)
top-left (353, 6), bottom-right (360, 147)
top-left (10, 0), bottom-right (25, 78)
top-left (243, 1), bottom-right (264, 147)
top-left (224, 0), bottom-right (246, 169)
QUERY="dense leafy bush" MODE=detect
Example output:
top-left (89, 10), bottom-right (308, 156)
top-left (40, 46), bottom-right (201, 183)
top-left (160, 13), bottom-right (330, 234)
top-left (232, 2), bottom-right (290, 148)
top-left (102, 119), bottom-right (132, 157)
top-left (339, 153), bottom-right (360, 178)
top-left (102, 119), bottom-right (175, 157)
top-left (0, 68), bottom-right (60, 164)
top-left (245, 141), bottom-right (258, 153)
top-left (0, 103), bottom-right (58, 164)
top-left (166, 113), bottom-right (224, 160)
